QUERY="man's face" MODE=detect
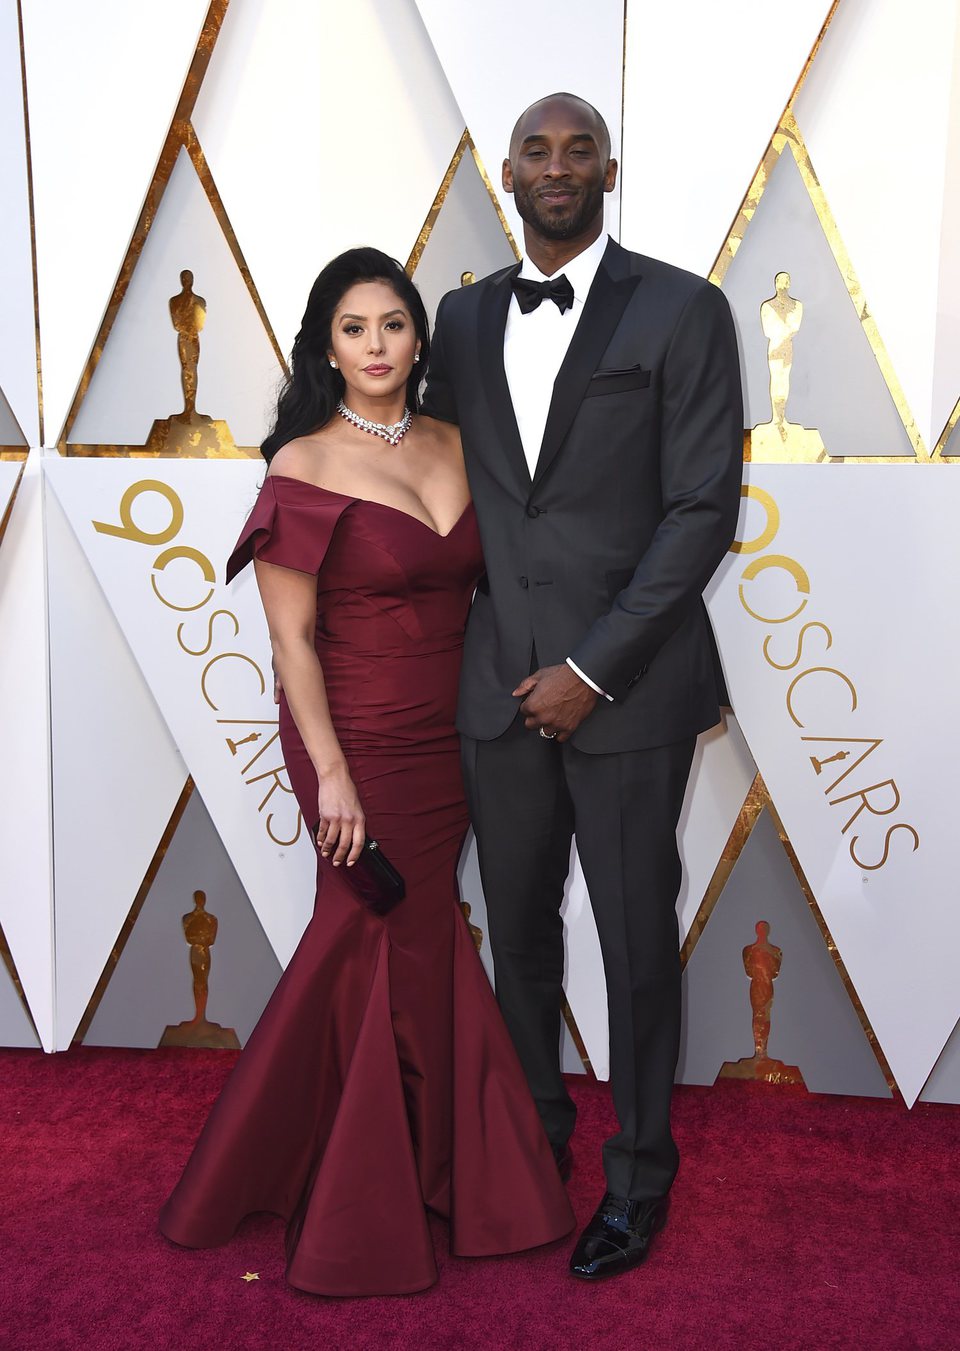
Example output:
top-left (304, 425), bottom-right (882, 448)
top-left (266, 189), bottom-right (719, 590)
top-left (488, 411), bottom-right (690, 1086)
top-left (503, 98), bottom-right (617, 242)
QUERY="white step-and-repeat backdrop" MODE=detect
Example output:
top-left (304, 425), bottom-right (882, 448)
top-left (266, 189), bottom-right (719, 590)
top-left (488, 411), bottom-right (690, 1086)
top-left (2, 0), bottom-right (959, 1109)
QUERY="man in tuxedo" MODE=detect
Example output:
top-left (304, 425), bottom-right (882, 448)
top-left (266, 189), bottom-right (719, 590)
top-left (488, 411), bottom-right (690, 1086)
top-left (422, 92), bottom-right (743, 1280)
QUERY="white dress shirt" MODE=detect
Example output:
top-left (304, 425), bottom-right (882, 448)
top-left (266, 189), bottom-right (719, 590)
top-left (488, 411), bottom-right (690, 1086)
top-left (502, 233), bottom-right (613, 700)
top-left (503, 232), bottom-right (609, 478)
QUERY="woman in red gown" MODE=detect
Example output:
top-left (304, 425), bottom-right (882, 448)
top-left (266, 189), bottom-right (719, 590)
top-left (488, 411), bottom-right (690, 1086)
top-left (159, 249), bottom-right (573, 1295)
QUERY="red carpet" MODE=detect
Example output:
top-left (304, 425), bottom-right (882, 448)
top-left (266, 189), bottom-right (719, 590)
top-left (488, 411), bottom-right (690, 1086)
top-left (0, 1048), bottom-right (957, 1351)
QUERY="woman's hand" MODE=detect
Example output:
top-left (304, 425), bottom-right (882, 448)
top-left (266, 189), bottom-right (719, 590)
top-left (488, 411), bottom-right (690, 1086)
top-left (315, 763), bottom-right (366, 867)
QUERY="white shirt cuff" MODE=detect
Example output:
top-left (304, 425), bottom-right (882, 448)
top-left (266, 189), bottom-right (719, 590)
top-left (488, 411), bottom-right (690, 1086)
top-left (566, 657), bottom-right (613, 701)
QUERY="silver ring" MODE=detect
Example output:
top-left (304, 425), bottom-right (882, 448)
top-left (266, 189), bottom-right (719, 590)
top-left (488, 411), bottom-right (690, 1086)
top-left (539, 726), bottom-right (558, 740)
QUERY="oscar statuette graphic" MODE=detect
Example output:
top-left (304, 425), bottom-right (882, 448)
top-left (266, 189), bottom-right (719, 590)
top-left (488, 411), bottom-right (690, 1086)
top-left (719, 921), bottom-right (805, 1086)
top-left (748, 272), bottom-right (827, 463)
top-left (459, 901), bottom-right (484, 954)
top-left (159, 890), bottom-right (241, 1049)
top-left (143, 269), bottom-right (248, 458)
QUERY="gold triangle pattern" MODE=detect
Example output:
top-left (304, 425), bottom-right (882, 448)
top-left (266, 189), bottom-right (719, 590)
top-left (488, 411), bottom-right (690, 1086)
top-left (59, 0), bottom-right (284, 456)
top-left (933, 394), bottom-right (960, 460)
top-left (0, 463), bottom-right (25, 549)
top-left (680, 772), bottom-right (899, 1098)
top-left (405, 128), bottom-right (520, 278)
top-left (72, 777), bottom-right (195, 1044)
top-left (711, 112), bottom-right (926, 464)
top-left (561, 996), bottom-right (595, 1077)
top-left (680, 774), bottom-right (767, 967)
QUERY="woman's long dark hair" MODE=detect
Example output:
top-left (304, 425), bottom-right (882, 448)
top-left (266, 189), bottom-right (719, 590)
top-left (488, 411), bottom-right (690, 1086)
top-left (261, 247), bottom-right (431, 464)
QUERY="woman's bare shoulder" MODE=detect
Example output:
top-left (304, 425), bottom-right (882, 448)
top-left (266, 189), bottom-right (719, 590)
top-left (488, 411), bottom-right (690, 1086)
top-left (265, 431), bottom-right (331, 483)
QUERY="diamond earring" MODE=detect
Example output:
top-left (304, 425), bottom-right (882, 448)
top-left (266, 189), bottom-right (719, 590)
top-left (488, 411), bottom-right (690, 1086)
top-left (413, 353), bottom-right (420, 363)
top-left (329, 359), bottom-right (338, 369)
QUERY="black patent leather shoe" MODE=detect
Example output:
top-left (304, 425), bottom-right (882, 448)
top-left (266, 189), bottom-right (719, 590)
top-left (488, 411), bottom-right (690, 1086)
top-left (551, 1141), bottom-right (573, 1182)
top-left (569, 1191), bottom-right (668, 1281)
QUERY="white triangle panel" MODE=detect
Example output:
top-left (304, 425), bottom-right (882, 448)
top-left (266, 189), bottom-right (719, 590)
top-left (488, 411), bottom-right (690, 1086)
top-left (68, 147), bottom-right (284, 449)
top-left (192, 0), bottom-right (464, 361)
top-left (794, 0), bottom-right (959, 449)
top-left (415, 0), bottom-right (623, 253)
top-left (620, 1), bottom-right (833, 273)
top-left (21, 0), bottom-right (210, 443)
top-left (45, 460), bottom-right (316, 971)
top-left (0, 451), bottom-right (53, 1047)
top-left (45, 487), bottom-right (190, 1047)
top-left (0, 3), bottom-right (39, 445)
top-left (706, 464), bottom-right (960, 1105)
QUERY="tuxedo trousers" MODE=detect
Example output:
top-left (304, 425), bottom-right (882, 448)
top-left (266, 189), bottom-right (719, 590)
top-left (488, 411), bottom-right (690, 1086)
top-left (461, 715), bottom-right (695, 1201)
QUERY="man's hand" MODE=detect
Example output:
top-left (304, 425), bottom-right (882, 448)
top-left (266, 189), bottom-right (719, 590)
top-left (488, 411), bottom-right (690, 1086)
top-left (512, 664), bottom-right (599, 742)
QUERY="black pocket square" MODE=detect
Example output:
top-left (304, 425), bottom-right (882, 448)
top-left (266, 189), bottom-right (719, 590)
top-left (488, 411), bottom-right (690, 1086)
top-left (584, 366), bottom-right (651, 397)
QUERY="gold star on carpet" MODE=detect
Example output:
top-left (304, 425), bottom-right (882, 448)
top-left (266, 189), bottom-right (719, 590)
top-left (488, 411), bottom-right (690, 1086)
top-left (241, 1272), bottom-right (260, 1282)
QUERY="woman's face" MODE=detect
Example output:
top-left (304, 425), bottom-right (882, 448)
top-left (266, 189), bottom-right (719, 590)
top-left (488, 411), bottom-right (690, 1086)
top-left (328, 280), bottom-right (420, 406)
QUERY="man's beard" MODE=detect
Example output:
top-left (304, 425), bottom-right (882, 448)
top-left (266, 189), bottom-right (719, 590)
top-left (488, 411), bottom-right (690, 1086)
top-left (513, 181), bottom-right (605, 241)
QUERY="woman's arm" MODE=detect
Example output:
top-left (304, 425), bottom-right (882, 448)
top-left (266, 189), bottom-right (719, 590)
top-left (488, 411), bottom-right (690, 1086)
top-left (254, 557), bottom-right (365, 867)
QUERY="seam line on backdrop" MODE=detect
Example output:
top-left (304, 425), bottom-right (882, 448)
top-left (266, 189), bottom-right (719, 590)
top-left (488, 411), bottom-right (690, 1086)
top-left (39, 457), bottom-right (56, 1041)
top-left (16, 0), bottom-right (43, 446)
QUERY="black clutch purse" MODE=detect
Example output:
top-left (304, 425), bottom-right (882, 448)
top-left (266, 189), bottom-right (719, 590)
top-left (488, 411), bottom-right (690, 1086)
top-left (347, 838), bottom-right (406, 915)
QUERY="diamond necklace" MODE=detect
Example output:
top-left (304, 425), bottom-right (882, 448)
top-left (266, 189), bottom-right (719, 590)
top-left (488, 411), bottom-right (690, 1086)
top-left (336, 399), bottom-right (412, 447)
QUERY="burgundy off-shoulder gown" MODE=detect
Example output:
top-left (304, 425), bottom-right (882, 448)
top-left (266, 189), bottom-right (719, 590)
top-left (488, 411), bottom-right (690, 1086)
top-left (158, 476), bottom-right (574, 1296)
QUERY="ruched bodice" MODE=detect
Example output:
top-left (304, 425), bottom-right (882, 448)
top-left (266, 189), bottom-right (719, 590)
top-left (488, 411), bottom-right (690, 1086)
top-left (227, 477), bottom-right (481, 765)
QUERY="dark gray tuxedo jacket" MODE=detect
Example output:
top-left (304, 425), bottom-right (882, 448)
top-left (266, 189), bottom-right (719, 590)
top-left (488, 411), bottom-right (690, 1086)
top-left (422, 237), bottom-right (743, 754)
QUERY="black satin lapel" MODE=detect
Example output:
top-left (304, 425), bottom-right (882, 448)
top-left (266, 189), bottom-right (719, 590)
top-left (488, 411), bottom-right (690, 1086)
top-left (478, 268), bottom-right (531, 490)
top-left (532, 264), bottom-right (643, 490)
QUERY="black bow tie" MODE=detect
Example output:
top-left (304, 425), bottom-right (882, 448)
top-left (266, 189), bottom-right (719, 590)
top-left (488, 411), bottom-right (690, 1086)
top-left (511, 273), bottom-right (575, 315)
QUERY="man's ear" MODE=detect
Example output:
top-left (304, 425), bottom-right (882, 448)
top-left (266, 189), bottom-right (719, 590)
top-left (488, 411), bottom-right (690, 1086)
top-left (502, 158), bottom-right (514, 194)
top-left (604, 158), bottom-right (619, 193)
